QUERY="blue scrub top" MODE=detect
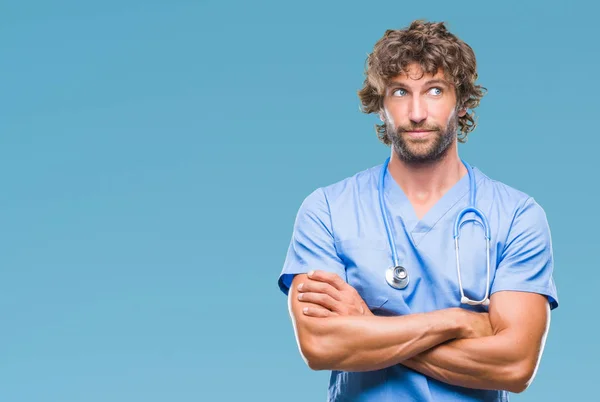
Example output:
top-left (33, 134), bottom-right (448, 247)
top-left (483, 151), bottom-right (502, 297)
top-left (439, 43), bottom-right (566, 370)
top-left (278, 162), bottom-right (558, 402)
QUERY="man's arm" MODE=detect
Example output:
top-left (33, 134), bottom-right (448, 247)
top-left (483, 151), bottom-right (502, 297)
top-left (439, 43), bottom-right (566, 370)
top-left (288, 272), bottom-right (491, 372)
top-left (402, 291), bottom-right (550, 393)
top-left (299, 271), bottom-right (550, 393)
top-left (399, 198), bottom-right (557, 393)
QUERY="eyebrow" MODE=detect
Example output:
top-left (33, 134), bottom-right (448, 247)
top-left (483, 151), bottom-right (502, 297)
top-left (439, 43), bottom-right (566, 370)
top-left (388, 78), bottom-right (452, 88)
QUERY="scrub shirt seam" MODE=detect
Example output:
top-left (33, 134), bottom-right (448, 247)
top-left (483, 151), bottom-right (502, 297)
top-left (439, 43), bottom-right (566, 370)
top-left (491, 284), bottom-right (552, 294)
top-left (499, 196), bottom-right (533, 261)
top-left (320, 187), bottom-right (345, 271)
top-left (318, 187), bottom-right (336, 239)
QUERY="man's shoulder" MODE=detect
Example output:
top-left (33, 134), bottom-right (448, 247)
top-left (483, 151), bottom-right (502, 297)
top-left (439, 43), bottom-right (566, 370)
top-left (474, 166), bottom-right (541, 212)
top-left (300, 163), bottom-right (382, 211)
top-left (322, 163), bottom-right (381, 195)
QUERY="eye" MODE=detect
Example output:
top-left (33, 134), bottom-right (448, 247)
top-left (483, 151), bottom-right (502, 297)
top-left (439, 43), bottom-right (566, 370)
top-left (428, 87), bottom-right (443, 96)
top-left (392, 88), bottom-right (407, 97)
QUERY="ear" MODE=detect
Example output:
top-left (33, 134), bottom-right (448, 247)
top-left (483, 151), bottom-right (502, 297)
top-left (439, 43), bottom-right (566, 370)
top-left (457, 107), bottom-right (467, 117)
top-left (378, 111), bottom-right (386, 122)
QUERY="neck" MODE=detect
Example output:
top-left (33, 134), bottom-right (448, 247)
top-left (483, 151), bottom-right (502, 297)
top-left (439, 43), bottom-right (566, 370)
top-left (387, 144), bottom-right (467, 203)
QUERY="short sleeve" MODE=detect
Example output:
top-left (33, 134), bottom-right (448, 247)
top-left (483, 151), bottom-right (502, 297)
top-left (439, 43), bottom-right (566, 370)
top-left (490, 197), bottom-right (559, 309)
top-left (277, 188), bottom-right (347, 296)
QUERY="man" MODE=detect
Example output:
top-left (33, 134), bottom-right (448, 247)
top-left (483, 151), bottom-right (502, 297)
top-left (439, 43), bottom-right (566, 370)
top-left (277, 20), bottom-right (558, 401)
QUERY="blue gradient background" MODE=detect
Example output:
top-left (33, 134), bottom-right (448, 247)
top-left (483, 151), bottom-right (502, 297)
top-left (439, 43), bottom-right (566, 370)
top-left (1, 1), bottom-right (595, 401)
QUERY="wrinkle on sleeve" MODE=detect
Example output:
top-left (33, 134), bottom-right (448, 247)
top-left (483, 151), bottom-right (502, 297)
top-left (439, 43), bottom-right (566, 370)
top-left (277, 188), bottom-right (346, 296)
top-left (490, 197), bottom-right (558, 309)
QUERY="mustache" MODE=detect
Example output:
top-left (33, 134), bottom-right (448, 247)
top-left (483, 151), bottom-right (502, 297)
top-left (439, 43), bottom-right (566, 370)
top-left (396, 125), bottom-right (441, 133)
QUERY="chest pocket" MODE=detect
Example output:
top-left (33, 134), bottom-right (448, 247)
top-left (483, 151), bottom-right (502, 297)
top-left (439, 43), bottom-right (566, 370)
top-left (335, 238), bottom-right (393, 315)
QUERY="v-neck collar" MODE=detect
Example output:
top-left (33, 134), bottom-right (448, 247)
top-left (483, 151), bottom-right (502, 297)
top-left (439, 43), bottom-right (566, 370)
top-left (382, 162), bottom-right (477, 245)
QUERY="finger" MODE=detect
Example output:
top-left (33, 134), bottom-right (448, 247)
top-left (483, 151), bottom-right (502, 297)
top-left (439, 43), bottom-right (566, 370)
top-left (297, 280), bottom-right (343, 301)
top-left (298, 292), bottom-right (340, 312)
top-left (302, 305), bottom-right (337, 318)
top-left (307, 270), bottom-right (346, 291)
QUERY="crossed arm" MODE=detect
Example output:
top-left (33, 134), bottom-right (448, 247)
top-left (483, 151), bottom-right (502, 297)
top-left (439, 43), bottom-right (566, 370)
top-left (288, 270), bottom-right (551, 393)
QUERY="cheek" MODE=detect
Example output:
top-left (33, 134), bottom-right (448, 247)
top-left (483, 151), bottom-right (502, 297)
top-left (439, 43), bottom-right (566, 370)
top-left (382, 103), bottom-right (407, 127)
top-left (382, 108), bottom-right (396, 127)
top-left (444, 108), bottom-right (458, 125)
top-left (430, 104), bottom-right (457, 127)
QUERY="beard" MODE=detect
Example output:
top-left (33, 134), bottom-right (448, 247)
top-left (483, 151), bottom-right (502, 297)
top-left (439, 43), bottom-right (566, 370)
top-left (385, 110), bottom-right (459, 165)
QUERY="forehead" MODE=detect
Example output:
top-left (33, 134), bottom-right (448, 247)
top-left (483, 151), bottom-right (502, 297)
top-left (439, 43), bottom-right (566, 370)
top-left (388, 63), bottom-right (448, 86)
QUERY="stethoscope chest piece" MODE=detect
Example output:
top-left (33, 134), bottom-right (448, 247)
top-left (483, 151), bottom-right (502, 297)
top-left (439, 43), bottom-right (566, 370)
top-left (386, 265), bottom-right (409, 290)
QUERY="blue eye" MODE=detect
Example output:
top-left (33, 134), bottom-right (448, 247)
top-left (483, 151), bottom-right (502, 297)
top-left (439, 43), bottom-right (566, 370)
top-left (392, 88), bottom-right (407, 97)
top-left (429, 87), bottom-right (442, 96)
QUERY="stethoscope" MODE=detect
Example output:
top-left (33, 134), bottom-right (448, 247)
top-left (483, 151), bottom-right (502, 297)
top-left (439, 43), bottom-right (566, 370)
top-left (378, 157), bottom-right (492, 306)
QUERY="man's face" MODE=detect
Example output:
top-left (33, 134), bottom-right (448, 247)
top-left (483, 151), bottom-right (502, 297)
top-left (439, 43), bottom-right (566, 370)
top-left (381, 63), bottom-right (465, 164)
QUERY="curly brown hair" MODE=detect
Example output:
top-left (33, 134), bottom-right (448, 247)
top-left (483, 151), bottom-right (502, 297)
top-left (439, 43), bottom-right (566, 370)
top-left (358, 20), bottom-right (486, 144)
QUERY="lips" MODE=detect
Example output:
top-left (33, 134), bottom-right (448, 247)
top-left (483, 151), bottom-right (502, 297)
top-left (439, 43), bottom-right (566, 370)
top-left (403, 130), bottom-right (435, 139)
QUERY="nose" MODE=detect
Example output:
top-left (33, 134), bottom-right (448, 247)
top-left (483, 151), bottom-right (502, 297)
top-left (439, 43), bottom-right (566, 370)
top-left (408, 96), bottom-right (427, 125)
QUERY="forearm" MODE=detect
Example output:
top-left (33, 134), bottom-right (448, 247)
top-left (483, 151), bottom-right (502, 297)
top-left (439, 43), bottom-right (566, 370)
top-left (402, 332), bottom-right (534, 393)
top-left (302, 309), bottom-right (464, 372)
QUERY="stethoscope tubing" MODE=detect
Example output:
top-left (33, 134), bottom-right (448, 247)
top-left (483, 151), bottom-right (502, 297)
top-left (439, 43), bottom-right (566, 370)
top-left (378, 156), bottom-right (492, 305)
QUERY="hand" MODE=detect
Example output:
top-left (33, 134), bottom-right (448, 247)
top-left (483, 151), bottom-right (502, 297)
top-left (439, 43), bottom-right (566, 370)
top-left (458, 310), bottom-right (493, 339)
top-left (297, 270), bottom-right (373, 318)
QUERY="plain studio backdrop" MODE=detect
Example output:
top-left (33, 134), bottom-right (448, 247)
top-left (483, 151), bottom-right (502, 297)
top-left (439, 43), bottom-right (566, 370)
top-left (1, 1), bottom-right (596, 401)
